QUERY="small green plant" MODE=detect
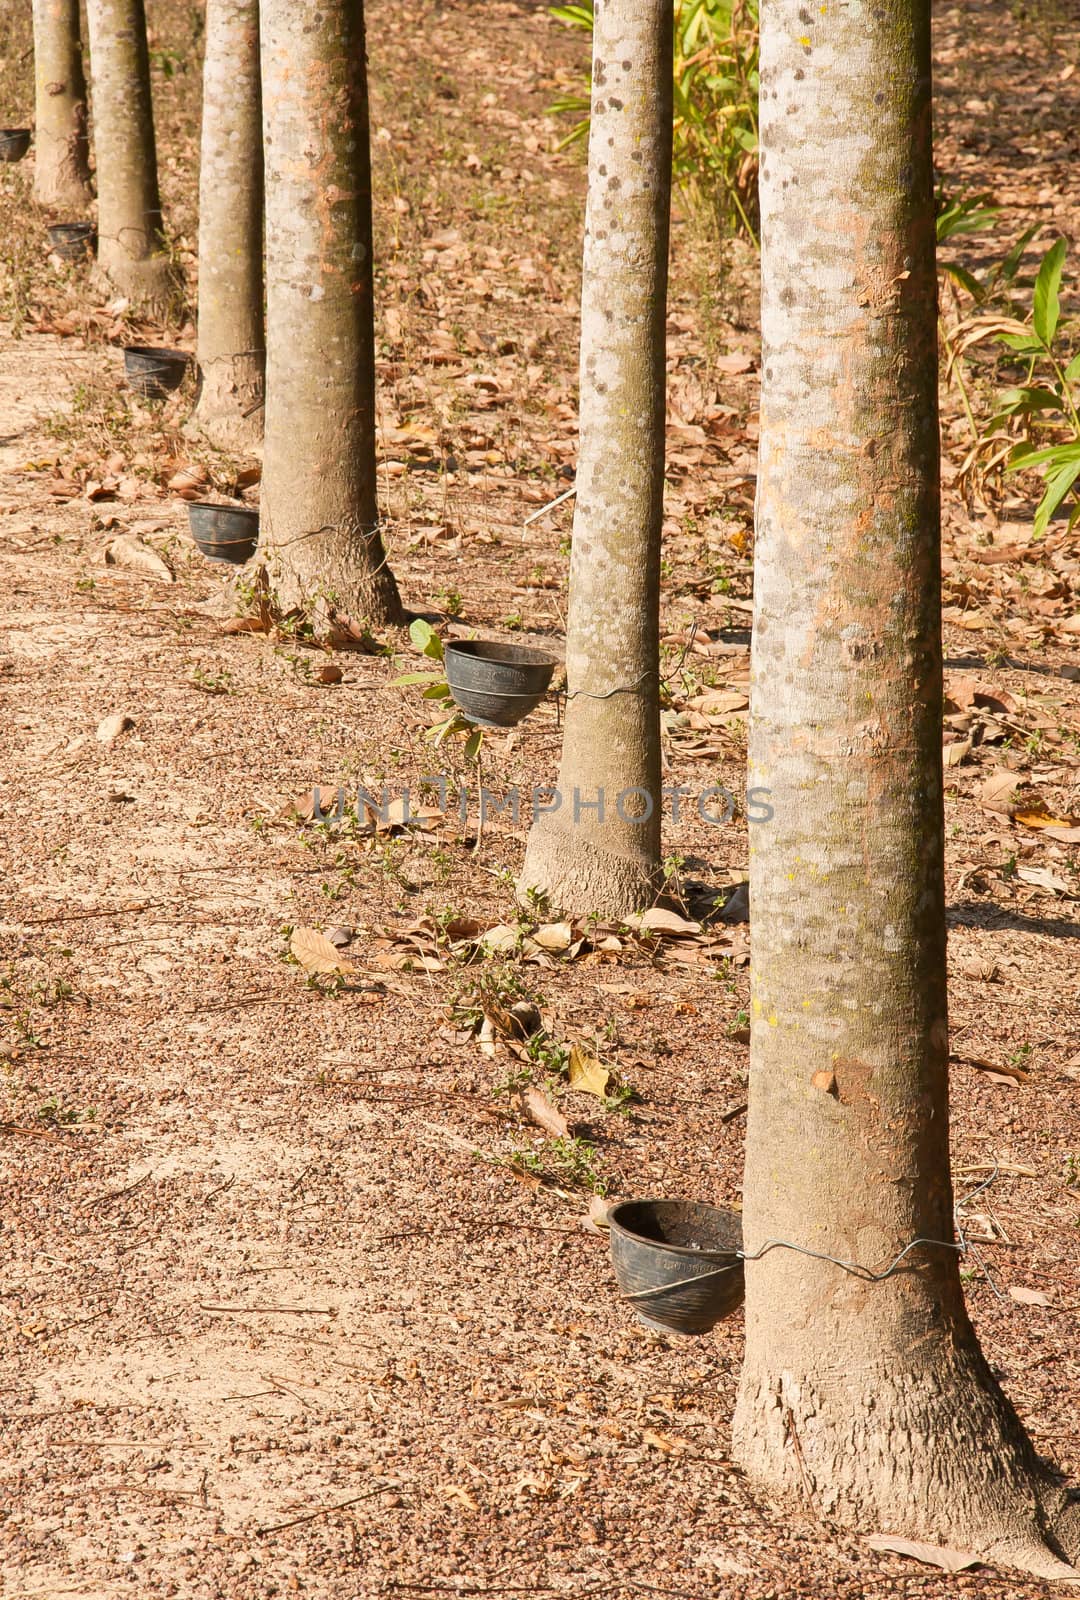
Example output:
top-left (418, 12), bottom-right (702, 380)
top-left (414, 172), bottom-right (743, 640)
top-left (508, 1134), bottom-right (607, 1194)
top-left (434, 586), bottom-right (464, 617)
top-left (36, 1095), bottom-right (95, 1127)
top-left (390, 619), bottom-right (485, 760)
top-left (190, 664), bottom-right (235, 695)
top-left (956, 238), bottom-right (1080, 535)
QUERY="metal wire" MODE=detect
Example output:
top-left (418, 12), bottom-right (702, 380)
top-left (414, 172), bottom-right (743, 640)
top-left (621, 1169), bottom-right (1006, 1303)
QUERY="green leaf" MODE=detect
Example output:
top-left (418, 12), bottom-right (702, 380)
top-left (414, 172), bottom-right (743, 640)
top-left (1032, 238), bottom-right (1067, 347)
top-left (549, 2), bottom-right (593, 29)
top-left (1033, 457), bottom-right (1080, 539)
top-left (408, 617), bottom-right (444, 660)
top-left (935, 191), bottom-right (999, 243)
top-left (996, 223), bottom-right (1041, 288)
top-left (1007, 439), bottom-right (1080, 471)
top-left (939, 261), bottom-right (982, 299)
top-left (389, 670), bottom-right (446, 686)
top-left (996, 386), bottom-right (1064, 415)
top-left (998, 332), bottom-right (1046, 354)
top-left (463, 728), bottom-right (483, 762)
top-left (1064, 351), bottom-right (1080, 385)
top-left (421, 682), bottom-right (452, 700)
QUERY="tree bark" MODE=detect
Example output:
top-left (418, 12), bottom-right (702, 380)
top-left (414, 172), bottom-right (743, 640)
top-left (191, 0), bottom-right (264, 451)
top-left (257, 0), bottom-right (402, 624)
top-left (518, 0), bottom-right (672, 918)
top-left (85, 0), bottom-right (174, 310)
top-left (32, 0), bottom-right (93, 210)
top-left (733, 0), bottom-right (1078, 1576)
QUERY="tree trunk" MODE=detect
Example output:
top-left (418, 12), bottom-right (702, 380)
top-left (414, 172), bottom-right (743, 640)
top-left (191, 0), bottom-right (263, 451)
top-left (257, 0), bottom-right (402, 624)
top-left (85, 0), bottom-right (174, 310)
top-left (517, 0), bottom-right (672, 918)
top-left (733, 0), bottom-right (1078, 1576)
top-left (32, 0), bottom-right (93, 209)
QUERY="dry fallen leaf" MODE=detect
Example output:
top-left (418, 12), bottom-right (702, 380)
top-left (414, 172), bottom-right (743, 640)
top-left (976, 769), bottom-right (1023, 816)
top-left (942, 735), bottom-right (972, 768)
top-left (951, 1052), bottom-right (1028, 1085)
top-left (626, 907), bottom-right (703, 938)
top-left (289, 926), bottom-right (356, 976)
top-left (438, 1483), bottom-right (479, 1512)
top-left (1017, 864), bottom-right (1072, 896)
top-left (167, 461), bottom-right (209, 498)
top-left (642, 1429), bottom-right (684, 1455)
top-left (568, 1044), bottom-right (610, 1099)
top-left (688, 689), bottom-right (750, 717)
top-left (961, 956), bottom-right (1000, 982)
top-left (531, 921), bottom-right (573, 953)
top-left (316, 662), bottom-right (343, 685)
top-left (221, 615), bottom-right (269, 636)
top-left (283, 785), bottom-right (344, 822)
top-left (1014, 808), bottom-right (1076, 831)
top-left (95, 712), bottom-right (133, 744)
top-left (1008, 1286), bottom-right (1052, 1307)
top-left (865, 1536), bottom-right (980, 1573)
top-left (104, 534), bottom-right (174, 583)
top-left (521, 1086), bottom-right (570, 1140)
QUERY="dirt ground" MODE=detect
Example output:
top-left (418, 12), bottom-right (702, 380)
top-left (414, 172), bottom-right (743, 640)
top-left (1, 0), bottom-right (1078, 1596)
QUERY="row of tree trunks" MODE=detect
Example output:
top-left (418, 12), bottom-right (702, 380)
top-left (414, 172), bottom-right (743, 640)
top-left (20, 0), bottom-right (1080, 1572)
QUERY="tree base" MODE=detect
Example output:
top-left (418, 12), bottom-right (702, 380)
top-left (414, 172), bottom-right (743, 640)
top-left (518, 816), bottom-right (659, 919)
top-left (92, 251), bottom-right (181, 318)
top-left (258, 537), bottom-right (404, 630)
top-left (33, 168), bottom-right (93, 211)
top-left (733, 1344), bottom-right (1079, 1580)
top-left (190, 354), bottom-right (264, 452)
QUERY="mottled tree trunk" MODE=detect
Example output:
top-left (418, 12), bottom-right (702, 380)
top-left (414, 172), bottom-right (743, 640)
top-left (85, 0), bottom-right (173, 309)
top-left (32, 0), bottom-right (93, 209)
top-left (733, 0), bottom-right (1078, 1576)
top-left (518, 0), bottom-right (672, 918)
top-left (192, 0), bottom-right (263, 450)
top-left (257, 0), bottom-right (401, 623)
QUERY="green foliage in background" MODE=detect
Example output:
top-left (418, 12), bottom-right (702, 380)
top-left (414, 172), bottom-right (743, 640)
top-left (550, 0), bottom-right (760, 243)
top-left (946, 231), bottom-right (1080, 538)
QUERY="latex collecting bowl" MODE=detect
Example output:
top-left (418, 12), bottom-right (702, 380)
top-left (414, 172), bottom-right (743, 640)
top-left (0, 128), bottom-right (31, 162)
top-left (187, 501), bottom-right (259, 564)
top-left (443, 639), bottom-right (556, 728)
top-left (124, 344), bottom-right (190, 398)
top-left (608, 1197), bottom-right (745, 1335)
top-left (47, 221), bottom-right (96, 260)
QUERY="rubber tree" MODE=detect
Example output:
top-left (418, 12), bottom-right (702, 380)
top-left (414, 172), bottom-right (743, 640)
top-left (32, 0), bottom-right (93, 209)
top-left (733, 0), bottom-right (1079, 1575)
top-left (192, 0), bottom-right (264, 449)
top-left (85, 0), bottom-right (173, 309)
top-left (258, 0), bottom-right (402, 623)
top-left (518, 0), bottom-right (672, 917)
